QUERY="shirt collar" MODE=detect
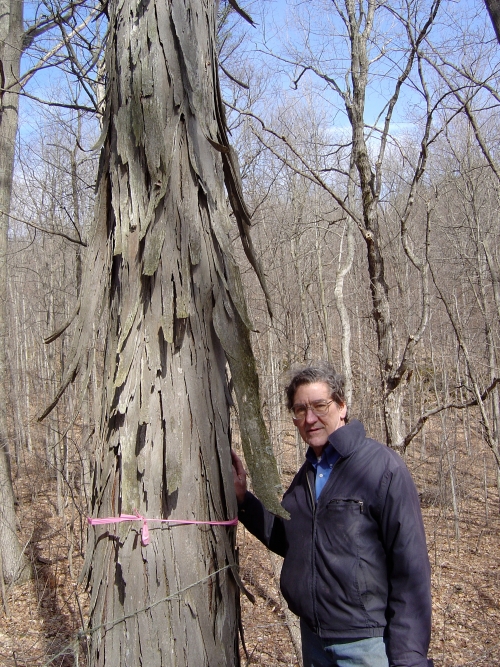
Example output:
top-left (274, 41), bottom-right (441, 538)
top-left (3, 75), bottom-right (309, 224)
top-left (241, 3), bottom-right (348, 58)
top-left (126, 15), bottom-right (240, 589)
top-left (305, 441), bottom-right (338, 467)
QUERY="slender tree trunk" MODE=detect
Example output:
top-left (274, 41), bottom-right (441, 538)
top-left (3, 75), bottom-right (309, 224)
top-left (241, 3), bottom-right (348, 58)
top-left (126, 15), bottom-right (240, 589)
top-left (290, 235), bottom-right (311, 360)
top-left (478, 250), bottom-right (500, 504)
top-left (0, 0), bottom-right (30, 585)
top-left (7, 282), bottom-right (25, 465)
top-left (345, 0), bottom-right (402, 445)
top-left (484, 453), bottom-right (489, 524)
top-left (21, 297), bottom-right (32, 452)
top-left (314, 221), bottom-right (332, 363)
top-left (334, 159), bottom-right (356, 407)
top-left (436, 362), bottom-right (460, 543)
top-left (484, 240), bottom-right (500, 502)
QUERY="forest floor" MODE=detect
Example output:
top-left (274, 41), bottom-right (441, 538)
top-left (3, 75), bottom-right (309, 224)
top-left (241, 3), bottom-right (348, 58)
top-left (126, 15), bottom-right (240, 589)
top-left (1, 432), bottom-right (500, 667)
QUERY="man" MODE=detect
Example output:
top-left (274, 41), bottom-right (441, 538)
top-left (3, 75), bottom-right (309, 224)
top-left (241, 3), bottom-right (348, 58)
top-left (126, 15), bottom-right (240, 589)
top-left (232, 362), bottom-right (433, 667)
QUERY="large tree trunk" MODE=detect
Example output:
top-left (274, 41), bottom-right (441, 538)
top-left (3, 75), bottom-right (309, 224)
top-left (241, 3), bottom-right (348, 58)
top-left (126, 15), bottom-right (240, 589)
top-left (76, 1), bottom-right (276, 664)
top-left (0, 0), bottom-right (31, 586)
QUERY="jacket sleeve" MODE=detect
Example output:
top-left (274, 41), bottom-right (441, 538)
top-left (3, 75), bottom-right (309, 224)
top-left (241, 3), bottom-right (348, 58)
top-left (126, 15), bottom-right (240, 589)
top-left (379, 458), bottom-right (432, 667)
top-left (237, 491), bottom-right (289, 558)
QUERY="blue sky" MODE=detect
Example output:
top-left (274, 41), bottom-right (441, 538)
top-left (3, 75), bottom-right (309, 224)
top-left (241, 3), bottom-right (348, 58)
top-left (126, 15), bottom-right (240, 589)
top-left (17, 0), bottom-right (500, 148)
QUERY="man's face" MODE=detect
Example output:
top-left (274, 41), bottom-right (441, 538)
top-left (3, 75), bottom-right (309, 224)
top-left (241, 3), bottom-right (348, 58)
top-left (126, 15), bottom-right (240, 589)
top-left (292, 381), bottom-right (346, 456)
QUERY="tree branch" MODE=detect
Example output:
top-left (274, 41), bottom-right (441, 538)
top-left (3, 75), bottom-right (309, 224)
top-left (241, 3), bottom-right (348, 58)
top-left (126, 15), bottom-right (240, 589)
top-left (18, 4), bottom-right (103, 92)
top-left (0, 210), bottom-right (87, 246)
top-left (402, 377), bottom-right (500, 450)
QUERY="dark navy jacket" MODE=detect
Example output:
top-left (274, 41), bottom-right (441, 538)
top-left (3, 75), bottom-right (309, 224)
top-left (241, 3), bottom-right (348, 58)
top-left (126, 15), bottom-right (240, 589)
top-left (238, 420), bottom-right (432, 667)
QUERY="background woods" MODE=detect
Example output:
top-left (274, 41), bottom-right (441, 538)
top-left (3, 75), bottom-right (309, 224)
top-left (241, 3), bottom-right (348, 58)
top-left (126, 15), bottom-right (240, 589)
top-left (1, 0), bottom-right (500, 665)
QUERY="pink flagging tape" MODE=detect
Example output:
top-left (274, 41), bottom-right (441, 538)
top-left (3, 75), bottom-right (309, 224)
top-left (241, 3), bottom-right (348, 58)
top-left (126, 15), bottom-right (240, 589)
top-left (87, 512), bottom-right (238, 546)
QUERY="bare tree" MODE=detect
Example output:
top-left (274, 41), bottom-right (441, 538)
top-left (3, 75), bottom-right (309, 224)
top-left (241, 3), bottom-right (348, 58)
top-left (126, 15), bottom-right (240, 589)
top-left (37, 0), bottom-right (283, 664)
top-left (0, 0), bottom-right (31, 587)
top-left (239, 0), bottom-right (442, 446)
top-left (0, 0), bottom-right (105, 585)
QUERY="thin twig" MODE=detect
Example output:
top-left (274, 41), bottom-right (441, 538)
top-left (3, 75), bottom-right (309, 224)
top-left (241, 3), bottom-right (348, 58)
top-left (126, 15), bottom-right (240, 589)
top-left (0, 209), bottom-right (87, 246)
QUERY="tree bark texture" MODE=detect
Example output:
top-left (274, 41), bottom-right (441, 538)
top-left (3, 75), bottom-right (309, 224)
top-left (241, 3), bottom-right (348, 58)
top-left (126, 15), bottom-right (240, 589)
top-left (0, 0), bottom-right (31, 585)
top-left (75, 1), bottom-right (281, 664)
top-left (485, 0), bottom-right (500, 43)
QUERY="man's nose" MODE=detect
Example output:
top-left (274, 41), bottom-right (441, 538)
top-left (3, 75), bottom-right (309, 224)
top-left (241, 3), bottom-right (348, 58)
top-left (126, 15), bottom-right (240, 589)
top-left (304, 407), bottom-right (318, 423)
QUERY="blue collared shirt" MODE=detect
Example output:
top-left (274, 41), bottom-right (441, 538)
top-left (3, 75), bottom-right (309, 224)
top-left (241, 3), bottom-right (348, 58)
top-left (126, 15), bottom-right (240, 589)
top-left (306, 442), bottom-right (341, 500)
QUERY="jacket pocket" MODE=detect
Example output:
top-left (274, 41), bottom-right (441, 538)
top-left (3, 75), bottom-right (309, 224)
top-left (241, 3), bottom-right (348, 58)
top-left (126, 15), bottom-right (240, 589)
top-left (321, 498), bottom-right (387, 619)
top-left (321, 499), bottom-right (364, 559)
top-left (318, 499), bottom-right (370, 618)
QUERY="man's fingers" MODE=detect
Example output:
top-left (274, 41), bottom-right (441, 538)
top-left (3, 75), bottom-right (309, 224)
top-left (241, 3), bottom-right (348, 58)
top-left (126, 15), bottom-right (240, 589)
top-left (231, 449), bottom-right (246, 477)
top-left (231, 449), bottom-right (247, 504)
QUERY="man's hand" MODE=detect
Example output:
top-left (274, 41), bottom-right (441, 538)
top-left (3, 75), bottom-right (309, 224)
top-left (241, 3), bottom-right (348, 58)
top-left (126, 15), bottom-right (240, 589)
top-left (231, 449), bottom-right (247, 505)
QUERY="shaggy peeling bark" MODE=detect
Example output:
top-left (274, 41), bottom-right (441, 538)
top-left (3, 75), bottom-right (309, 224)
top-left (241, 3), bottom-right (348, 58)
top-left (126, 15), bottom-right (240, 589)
top-left (51, 1), bottom-right (284, 665)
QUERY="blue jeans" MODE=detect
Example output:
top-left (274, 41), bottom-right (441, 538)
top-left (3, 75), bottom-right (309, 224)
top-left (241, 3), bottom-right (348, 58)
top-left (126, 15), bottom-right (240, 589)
top-left (300, 620), bottom-right (389, 667)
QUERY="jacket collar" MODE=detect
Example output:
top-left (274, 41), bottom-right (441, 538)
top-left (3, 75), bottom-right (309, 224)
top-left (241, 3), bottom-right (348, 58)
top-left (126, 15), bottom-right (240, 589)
top-left (327, 419), bottom-right (366, 458)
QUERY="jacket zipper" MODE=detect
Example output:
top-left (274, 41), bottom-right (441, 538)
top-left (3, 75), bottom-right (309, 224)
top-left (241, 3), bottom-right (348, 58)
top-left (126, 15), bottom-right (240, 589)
top-left (306, 465), bottom-right (363, 634)
top-left (306, 468), bottom-right (321, 633)
top-left (328, 498), bottom-right (364, 513)
top-left (306, 468), bottom-right (316, 510)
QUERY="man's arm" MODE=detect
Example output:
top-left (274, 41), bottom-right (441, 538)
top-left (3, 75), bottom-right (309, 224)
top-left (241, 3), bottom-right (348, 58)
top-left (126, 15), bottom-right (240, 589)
top-left (231, 450), bottom-right (288, 557)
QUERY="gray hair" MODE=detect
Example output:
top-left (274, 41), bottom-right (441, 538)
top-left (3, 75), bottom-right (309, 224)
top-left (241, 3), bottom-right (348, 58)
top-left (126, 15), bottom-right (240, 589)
top-left (285, 361), bottom-right (348, 419)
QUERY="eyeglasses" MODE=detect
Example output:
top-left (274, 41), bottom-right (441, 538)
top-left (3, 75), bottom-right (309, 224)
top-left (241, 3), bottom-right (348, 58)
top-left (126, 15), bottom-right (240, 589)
top-left (291, 400), bottom-right (334, 421)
